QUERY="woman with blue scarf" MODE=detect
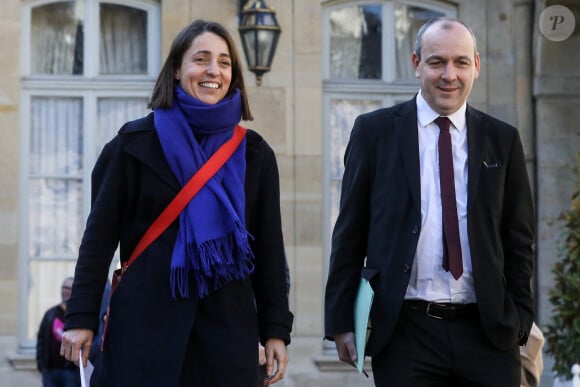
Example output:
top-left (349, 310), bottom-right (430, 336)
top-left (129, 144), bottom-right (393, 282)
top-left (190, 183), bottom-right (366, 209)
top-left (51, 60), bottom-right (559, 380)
top-left (60, 20), bottom-right (293, 387)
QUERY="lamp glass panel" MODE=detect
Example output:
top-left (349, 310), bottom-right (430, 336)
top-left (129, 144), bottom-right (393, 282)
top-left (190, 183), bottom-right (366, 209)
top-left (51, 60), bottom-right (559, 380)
top-left (266, 32), bottom-right (280, 65)
top-left (257, 12), bottom-right (277, 26)
top-left (245, 14), bottom-right (258, 26)
top-left (257, 30), bottom-right (275, 66)
top-left (241, 30), bottom-right (257, 66)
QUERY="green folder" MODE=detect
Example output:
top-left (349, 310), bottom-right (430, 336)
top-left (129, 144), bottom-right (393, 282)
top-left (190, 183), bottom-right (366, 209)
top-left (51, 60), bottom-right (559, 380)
top-left (354, 277), bottom-right (374, 374)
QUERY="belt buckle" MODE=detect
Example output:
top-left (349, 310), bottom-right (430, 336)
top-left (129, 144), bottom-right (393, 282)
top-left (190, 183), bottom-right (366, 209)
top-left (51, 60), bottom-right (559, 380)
top-left (426, 302), bottom-right (444, 320)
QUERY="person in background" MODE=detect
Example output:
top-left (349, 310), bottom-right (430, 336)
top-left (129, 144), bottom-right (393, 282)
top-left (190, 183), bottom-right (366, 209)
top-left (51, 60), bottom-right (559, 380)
top-left (325, 17), bottom-right (535, 386)
top-left (36, 276), bottom-right (80, 387)
top-left (59, 19), bottom-right (293, 387)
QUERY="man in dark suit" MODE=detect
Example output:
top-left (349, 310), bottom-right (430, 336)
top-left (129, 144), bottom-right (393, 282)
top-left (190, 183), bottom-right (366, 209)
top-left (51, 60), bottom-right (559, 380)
top-left (324, 17), bottom-right (534, 386)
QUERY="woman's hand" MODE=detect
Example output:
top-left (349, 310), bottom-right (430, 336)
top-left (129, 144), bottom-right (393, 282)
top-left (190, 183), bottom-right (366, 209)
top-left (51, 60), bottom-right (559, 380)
top-left (262, 338), bottom-right (288, 385)
top-left (60, 328), bottom-right (94, 367)
top-left (258, 343), bottom-right (267, 366)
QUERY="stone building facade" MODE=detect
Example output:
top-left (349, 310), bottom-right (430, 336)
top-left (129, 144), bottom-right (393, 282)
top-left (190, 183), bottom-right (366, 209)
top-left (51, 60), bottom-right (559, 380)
top-left (0, 0), bottom-right (578, 385)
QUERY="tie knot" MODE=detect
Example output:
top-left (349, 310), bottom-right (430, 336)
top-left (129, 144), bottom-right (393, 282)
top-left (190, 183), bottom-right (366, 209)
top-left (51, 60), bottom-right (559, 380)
top-left (435, 116), bottom-right (451, 132)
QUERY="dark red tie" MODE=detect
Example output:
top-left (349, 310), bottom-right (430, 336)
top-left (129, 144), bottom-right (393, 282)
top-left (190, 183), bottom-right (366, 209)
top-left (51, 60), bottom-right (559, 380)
top-left (435, 116), bottom-right (463, 280)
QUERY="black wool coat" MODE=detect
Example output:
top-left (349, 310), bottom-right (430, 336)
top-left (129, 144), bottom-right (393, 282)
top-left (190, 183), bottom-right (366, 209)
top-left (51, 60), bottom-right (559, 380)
top-left (65, 113), bottom-right (293, 386)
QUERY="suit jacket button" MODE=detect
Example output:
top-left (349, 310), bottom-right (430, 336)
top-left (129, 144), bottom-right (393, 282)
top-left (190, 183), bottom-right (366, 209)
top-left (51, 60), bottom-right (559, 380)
top-left (412, 225), bottom-right (419, 234)
top-left (403, 264), bottom-right (411, 272)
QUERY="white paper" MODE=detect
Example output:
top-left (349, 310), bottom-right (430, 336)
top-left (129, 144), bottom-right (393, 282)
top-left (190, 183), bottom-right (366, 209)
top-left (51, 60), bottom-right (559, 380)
top-left (79, 348), bottom-right (94, 387)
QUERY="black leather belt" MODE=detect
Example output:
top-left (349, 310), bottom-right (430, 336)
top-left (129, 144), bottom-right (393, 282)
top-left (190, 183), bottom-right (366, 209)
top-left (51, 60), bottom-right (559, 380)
top-left (403, 300), bottom-right (478, 320)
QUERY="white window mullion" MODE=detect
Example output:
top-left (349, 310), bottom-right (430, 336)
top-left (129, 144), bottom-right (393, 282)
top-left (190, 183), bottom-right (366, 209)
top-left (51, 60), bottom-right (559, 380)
top-left (17, 90), bottom-right (33, 350)
top-left (322, 7), bottom-right (331, 80)
top-left (20, 4), bottom-right (32, 76)
top-left (147, 4), bottom-right (161, 76)
top-left (85, 0), bottom-right (99, 77)
top-left (83, 93), bottom-right (97, 220)
top-left (383, 2), bottom-right (396, 82)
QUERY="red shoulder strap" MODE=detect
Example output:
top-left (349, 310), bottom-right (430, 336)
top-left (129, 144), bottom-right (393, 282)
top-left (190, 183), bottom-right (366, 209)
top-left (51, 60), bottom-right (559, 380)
top-left (123, 124), bottom-right (247, 271)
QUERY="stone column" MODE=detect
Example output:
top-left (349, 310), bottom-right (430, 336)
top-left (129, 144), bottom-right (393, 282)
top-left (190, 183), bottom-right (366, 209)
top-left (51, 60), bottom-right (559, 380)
top-left (514, 0), bottom-right (536, 189)
top-left (533, 0), bottom-right (580, 327)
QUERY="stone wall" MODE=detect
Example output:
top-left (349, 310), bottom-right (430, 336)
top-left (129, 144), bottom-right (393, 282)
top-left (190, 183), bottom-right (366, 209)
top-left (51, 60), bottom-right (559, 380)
top-left (0, 0), bottom-right (21, 335)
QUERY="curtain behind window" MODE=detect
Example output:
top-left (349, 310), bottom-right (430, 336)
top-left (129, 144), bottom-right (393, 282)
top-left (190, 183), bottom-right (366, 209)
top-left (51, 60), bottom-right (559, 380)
top-left (100, 3), bottom-right (147, 74)
top-left (329, 5), bottom-right (382, 80)
top-left (96, 97), bottom-right (149, 152)
top-left (28, 2), bottom-right (150, 260)
top-left (30, 2), bottom-right (148, 75)
top-left (29, 97), bottom-right (83, 258)
top-left (31, 2), bottom-right (83, 75)
top-left (328, 98), bottom-right (382, 233)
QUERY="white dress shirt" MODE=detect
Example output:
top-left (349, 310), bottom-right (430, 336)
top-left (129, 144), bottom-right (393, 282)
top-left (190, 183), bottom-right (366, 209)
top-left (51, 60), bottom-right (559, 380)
top-left (404, 91), bottom-right (476, 304)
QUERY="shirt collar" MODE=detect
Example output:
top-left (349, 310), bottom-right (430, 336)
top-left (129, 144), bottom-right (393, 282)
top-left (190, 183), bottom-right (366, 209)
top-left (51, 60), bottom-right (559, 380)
top-left (416, 90), bottom-right (467, 132)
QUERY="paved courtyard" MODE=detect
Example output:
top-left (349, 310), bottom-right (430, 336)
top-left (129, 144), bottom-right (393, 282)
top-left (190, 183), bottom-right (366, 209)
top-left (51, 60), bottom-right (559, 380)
top-left (1, 334), bottom-right (559, 386)
top-left (1, 335), bottom-right (378, 387)
top-left (1, 336), bottom-right (41, 387)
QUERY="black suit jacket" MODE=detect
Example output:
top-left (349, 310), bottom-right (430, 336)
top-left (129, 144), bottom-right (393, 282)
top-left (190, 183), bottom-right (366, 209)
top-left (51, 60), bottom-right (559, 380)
top-left (325, 98), bottom-right (534, 354)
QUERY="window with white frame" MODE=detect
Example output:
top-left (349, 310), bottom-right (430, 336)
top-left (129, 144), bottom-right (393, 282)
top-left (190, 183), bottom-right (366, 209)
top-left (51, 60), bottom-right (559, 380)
top-left (322, 0), bottom-right (456, 263)
top-left (20, 0), bottom-right (160, 348)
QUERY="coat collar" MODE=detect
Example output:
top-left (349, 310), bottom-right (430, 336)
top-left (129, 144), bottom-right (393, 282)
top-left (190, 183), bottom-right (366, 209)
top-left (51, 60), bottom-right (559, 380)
top-left (121, 113), bottom-right (181, 191)
top-left (395, 97), bottom-right (421, 214)
top-left (465, 105), bottom-right (487, 210)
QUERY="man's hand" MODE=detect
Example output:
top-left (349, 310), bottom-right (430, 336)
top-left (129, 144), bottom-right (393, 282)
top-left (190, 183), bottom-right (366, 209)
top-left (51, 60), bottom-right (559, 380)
top-left (263, 338), bottom-right (288, 385)
top-left (334, 331), bottom-right (357, 365)
top-left (60, 328), bottom-right (94, 367)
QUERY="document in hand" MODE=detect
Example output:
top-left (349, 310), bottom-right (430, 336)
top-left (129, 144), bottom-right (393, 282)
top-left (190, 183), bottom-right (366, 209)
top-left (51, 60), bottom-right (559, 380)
top-left (354, 277), bottom-right (374, 374)
top-left (79, 348), bottom-right (94, 387)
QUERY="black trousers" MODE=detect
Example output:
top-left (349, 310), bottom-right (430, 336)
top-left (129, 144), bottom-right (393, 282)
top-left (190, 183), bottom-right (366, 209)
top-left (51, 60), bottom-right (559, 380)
top-left (371, 303), bottom-right (521, 387)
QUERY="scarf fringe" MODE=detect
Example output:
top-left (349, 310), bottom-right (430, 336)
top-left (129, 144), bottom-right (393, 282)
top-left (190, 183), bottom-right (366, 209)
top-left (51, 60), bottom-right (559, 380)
top-left (171, 221), bottom-right (255, 299)
top-left (170, 267), bottom-right (190, 299)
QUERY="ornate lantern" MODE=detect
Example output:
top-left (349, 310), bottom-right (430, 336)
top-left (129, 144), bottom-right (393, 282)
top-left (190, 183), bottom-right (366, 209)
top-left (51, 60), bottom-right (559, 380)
top-left (238, 0), bottom-right (281, 86)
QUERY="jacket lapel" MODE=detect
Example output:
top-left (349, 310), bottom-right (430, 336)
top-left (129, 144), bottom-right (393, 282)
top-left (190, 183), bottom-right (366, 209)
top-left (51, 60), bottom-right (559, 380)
top-left (466, 105), bottom-right (486, 211)
top-left (395, 99), bottom-right (421, 214)
top-left (124, 130), bottom-right (181, 192)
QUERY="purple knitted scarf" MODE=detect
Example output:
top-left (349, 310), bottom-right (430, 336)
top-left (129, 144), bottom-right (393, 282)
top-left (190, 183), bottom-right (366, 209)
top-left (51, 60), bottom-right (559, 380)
top-left (154, 87), bottom-right (254, 298)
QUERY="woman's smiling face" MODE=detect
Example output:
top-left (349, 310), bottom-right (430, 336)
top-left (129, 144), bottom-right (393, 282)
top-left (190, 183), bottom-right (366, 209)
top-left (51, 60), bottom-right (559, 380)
top-left (175, 31), bottom-right (232, 105)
